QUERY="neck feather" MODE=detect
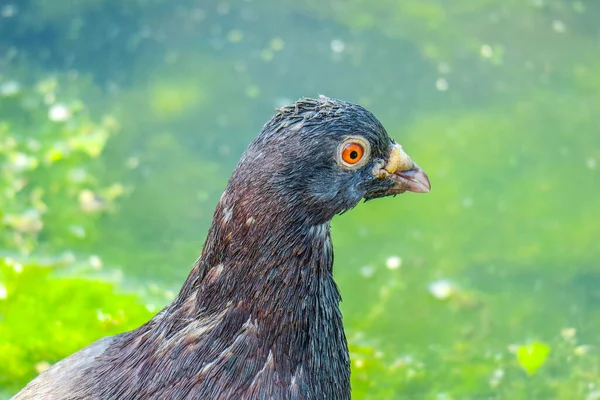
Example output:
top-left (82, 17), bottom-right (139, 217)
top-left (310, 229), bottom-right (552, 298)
top-left (165, 190), bottom-right (351, 398)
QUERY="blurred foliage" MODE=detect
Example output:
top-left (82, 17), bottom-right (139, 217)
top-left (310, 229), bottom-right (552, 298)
top-left (0, 257), bottom-right (152, 395)
top-left (1, 0), bottom-right (600, 398)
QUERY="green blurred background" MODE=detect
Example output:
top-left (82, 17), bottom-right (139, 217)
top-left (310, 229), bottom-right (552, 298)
top-left (1, 1), bottom-right (599, 398)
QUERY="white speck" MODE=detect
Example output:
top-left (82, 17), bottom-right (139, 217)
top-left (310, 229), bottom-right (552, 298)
top-left (26, 139), bottom-right (41, 151)
top-left (0, 80), bottom-right (20, 96)
top-left (227, 29), bottom-right (244, 43)
top-left (532, 0), bottom-right (544, 8)
top-left (35, 361), bottom-right (51, 374)
top-left (586, 157), bottom-right (596, 170)
top-left (68, 168), bottom-right (87, 183)
top-left (216, 3), bottom-right (230, 14)
top-left (360, 265), bottom-right (375, 278)
top-left (96, 310), bottom-right (109, 322)
top-left (330, 39), bottom-right (345, 53)
top-left (48, 104), bottom-right (71, 121)
top-left (435, 78), bottom-right (449, 91)
top-left (309, 223), bottom-right (328, 238)
top-left (11, 152), bottom-right (35, 171)
top-left (0, 284), bottom-right (7, 299)
top-left (575, 345), bottom-right (590, 356)
top-left (89, 255), bottom-right (103, 269)
top-left (145, 304), bottom-right (157, 313)
top-left (428, 279), bottom-right (456, 300)
top-left (246, 216), bottom-right (255, 225)
top-left (489, 368), bottom-right (504, 388)
top-left (354, 359), bottom-right (364, 368)
top-left (386, 256), bottom-right (402, 270)
top-left (561, 327), bottom-right (576, 340)
top-left (223, 207), bottom-right (232, 223)
top-left (437, 62), bottom-right (451, 74)
top-left (462, 197), bottom-right (473, 208)
top-left (480, 44), bottom-right (493, 58)
top-left (61, 252), bottom-right (76, 264)
top-left (1, 4), bottom-right (17, 18)
top-left (218, 144), bottom-right (230, 155)
top-left (12, 263), bottom-right (23, 273)
top-left (126, 157), bottom-right (139, 169)
top-left (69, 225), bottom-right (86, 238)
top-left (269, 37), bottom-right (285, 51)
top-left (573, 2), bottom-right (585, 13)
top-left (552, 20), bottom-right (566, 33)
top-left (587, 391), bottom-right (600, 400)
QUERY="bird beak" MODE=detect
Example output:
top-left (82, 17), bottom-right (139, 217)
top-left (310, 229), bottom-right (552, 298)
top-left (379, 143), bottom-right (431, 194)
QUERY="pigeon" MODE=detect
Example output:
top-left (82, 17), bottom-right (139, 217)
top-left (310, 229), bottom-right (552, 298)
top-left (14, 96), bottom-right (430, 400)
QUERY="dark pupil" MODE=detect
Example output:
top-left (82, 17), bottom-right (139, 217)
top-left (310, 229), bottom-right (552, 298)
top-left (349, 150), bottom-right (358, 159)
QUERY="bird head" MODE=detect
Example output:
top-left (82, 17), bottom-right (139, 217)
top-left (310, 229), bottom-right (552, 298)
top-left (228, 96), bottom-right (430, 225)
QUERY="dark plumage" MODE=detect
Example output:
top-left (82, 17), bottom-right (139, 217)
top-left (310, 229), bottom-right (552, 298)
top-left (14, 96), bottom-right (430, 400)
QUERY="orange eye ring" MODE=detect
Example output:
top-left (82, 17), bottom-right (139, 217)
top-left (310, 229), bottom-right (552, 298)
top-left (341, 143), bottom-right (364, 165)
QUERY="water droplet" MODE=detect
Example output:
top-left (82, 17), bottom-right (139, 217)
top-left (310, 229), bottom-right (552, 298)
top-left (35, 361), bottom-right (51, 374)
top-left (489, 368), bottom-right (504, 388)
top-left (330, 39), bottom-right (345, 53)
top-left (385, 256), bottom-right (402, 270)
top-left (69, 225), bottom-right (86, 238)
top-left (260, 49), bottom-right (274, 62)
top-left (435, 78), bottom-right (449, 91)
top-left (573, 1), bottom-right (585, 13)
top-left (1, 4), bottom-right (17, 18)
top-left (89, 255), bottom-right (103, 269)
top-left (480, 44), bottom-right (493, 58)
top-left (48, 104), bottom-right (71, 121)
top-left (428, 279), bottom-right (456, 300)
top-left (0, 80), bottom-right (20, 96)
top-left (227, 29), bottom-right (244, 43)
top-left (245, 85), bottom-right (260, 98)
top-left (586, 157), bottom-right (596, 170)
top-left (96, 310), bottom-right (109, 322)
top-left (561, 327), bottom-right (576, 340)
top-left (126, 156), bottom-right (140, 169)
top-left (269, 37), bottom-right (285, 51)
top-left (360, 265), bottom-right (375, 278)
top-left (552, 20), bottom-right (566, 33)
top-left (437, 62), bottom-right (451, 74)
top-left (575, 345), bottom-right (590, 356)
top-left (532, 0), bottom-right (544, 8)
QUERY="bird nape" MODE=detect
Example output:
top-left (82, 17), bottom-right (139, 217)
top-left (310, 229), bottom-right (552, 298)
top-left (13, 96), bottom-right (430, 400)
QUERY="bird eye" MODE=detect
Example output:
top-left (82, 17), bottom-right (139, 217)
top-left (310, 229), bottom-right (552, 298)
top-left (342, 143), bottom-right (364, 164)
top-left (338, 137), bottom-right (370, 169)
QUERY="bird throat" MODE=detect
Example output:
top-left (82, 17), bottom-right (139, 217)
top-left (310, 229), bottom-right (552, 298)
top-left (162, 194), bottom-right (352, 399)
